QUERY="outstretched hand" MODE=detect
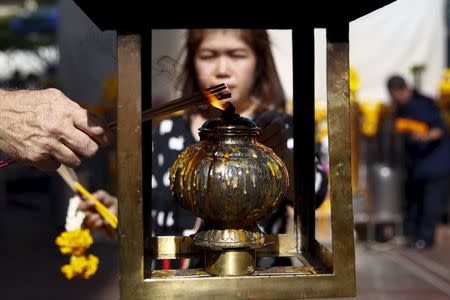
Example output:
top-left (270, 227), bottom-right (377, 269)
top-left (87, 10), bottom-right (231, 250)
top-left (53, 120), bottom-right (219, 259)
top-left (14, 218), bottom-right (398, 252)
top-left (0, 88), bottom-right (108, 171)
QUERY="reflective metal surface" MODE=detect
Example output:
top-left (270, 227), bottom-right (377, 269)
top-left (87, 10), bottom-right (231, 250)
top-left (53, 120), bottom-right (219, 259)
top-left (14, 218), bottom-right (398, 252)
top-left (117, 34), bottom-right (144, 300)
top-left (148, 233), bottom-right (296, 259)
top-left (116, 32), bottom-right (357, 299)
top-left (170, 121), bottom-right (288, 275)
top-left (205, 249), bottom-right (256, 276)
top-left (193, 228), bottom-right (265, 249)
top-left (170, 122), bottom-right (288, 252)
top-left (327, 41), bottom-right (356, 295)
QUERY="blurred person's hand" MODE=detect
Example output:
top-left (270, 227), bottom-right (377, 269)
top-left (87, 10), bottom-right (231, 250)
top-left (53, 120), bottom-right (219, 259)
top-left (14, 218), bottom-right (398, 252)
top-left (410, 127), bottom-right (444, 143)
top-left (78, 189), bottom-right (118, 235)
top-left (410, 132), bottom-right (429, 143)
top-left (0, 88), bottom-right (108, 171)
top-left (254, 110), bottom-right (288, 160)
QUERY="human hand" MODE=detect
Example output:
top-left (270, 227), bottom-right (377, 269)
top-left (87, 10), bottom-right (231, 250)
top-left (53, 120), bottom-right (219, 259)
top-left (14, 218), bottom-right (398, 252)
top-left (410, 132), bottom-right (429, 143)
top-left (0, 88), bottom-right (108, 171)
top-left (410, 127), bottom-right (443, 143)
top-left (253, 110), bottom-right (288, 160)
top-left (78, 189), bottom-right (118, 234)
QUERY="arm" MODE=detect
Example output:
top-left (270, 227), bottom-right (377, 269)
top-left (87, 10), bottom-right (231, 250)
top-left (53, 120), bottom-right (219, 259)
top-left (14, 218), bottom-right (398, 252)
top-left (411, 101), bottom-right (446, 143)
top-left (0, 88), bottom-right (108, 171)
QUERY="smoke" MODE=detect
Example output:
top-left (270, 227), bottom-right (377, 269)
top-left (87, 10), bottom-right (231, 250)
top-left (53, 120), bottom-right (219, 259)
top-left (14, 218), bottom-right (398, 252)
top-left (152, 55), bottom-right (181, 82)
top-left (152, 56), bottom-right (183, 104)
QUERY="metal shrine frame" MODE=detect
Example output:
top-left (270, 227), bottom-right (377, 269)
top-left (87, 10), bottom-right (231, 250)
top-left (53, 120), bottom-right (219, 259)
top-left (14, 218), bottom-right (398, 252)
top-left (73, 1), bottom-right (395, 298)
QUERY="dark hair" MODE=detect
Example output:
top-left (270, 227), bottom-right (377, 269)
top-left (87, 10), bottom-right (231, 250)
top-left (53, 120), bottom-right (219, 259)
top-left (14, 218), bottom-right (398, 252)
top-left (386, 75), bottom-right (407, 90)
top-left (177, 29), bottom-right (287, 113)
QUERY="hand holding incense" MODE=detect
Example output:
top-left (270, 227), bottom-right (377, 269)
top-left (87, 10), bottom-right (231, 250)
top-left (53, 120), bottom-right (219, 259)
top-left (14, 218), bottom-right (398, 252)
top-left (0, 83), bottom-right (231, 169)
top-left (56, 165), bottom-right (118, 229)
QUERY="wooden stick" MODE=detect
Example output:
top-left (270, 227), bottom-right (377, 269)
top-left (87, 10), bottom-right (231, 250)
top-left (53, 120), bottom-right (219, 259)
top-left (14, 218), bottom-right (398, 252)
top-left (56, 165), bottom-right (76, 192)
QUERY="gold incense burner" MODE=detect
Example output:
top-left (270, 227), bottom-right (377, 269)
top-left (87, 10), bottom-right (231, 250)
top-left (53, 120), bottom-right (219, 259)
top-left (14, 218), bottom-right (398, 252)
top-left (170, 107), bottom-right (288, 275)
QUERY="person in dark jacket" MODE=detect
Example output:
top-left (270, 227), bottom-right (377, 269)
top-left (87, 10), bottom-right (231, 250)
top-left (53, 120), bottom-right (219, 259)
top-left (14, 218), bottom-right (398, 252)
top-left (387, 75), bottom-right (450, 249)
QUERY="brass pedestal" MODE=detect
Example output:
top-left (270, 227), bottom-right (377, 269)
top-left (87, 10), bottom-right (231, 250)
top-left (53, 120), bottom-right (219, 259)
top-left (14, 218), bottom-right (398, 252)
top-left (193, 227), bottom-right (265, 249)
top-left (205, 249), bottom-right (256, 276)
top-left (193, 227), bottom-right (263, 276)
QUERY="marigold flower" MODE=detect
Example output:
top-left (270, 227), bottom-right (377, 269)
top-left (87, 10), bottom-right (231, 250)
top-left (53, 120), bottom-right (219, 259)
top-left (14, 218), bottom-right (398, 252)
top-left (55, 229), bottom-right (94, 256)
top-left (60, 254), bottom-right (99, 280)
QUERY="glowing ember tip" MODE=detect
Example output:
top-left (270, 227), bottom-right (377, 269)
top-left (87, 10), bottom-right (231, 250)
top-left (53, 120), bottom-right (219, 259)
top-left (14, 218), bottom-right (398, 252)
top-left (205, 91), bottom-right (227, 110)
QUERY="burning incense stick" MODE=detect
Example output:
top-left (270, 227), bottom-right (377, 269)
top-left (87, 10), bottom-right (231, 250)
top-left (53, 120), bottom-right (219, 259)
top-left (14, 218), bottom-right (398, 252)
top-left (108, 83), bottom-right (230, 129)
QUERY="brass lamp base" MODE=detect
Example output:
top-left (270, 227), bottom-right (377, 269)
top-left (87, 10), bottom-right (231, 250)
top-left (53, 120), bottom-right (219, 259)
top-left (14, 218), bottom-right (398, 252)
top-left (193, 227), bottom-right (265, 250)
top-left (193, 227), bottom-right (263, 276)
top-left (205, 249), bottom-right (256, 276)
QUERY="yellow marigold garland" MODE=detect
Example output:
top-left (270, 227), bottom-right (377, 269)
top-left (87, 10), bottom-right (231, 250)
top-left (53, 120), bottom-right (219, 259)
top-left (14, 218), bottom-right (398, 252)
top-left (55, 196), bottom-right (99, 280)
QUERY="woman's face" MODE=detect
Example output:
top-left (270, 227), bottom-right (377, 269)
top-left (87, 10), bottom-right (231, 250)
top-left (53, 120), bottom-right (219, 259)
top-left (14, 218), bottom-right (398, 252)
top-left (195, 30), bottom-right (257, 106)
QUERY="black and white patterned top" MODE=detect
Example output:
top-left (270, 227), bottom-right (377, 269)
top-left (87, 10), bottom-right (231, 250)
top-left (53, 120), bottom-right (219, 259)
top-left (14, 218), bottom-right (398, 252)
top-left (151, 113), bottom-right (328, 237)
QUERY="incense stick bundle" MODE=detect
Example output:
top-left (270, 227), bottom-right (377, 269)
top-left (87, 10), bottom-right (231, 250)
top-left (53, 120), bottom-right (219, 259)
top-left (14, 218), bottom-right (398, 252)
top-left (108, 83), bottom-right (230, 129)
top-left (57, 165), bottom-right (118, 229)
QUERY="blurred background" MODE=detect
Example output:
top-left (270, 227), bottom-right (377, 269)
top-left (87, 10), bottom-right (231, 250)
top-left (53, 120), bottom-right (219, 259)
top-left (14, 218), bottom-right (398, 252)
top-left (0, 0), bottom-right (448, 299)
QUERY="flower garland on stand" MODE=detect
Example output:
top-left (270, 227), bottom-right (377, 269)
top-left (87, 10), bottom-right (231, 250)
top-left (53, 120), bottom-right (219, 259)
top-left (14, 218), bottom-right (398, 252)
top-left (55, 196), bottom-right (99, 280)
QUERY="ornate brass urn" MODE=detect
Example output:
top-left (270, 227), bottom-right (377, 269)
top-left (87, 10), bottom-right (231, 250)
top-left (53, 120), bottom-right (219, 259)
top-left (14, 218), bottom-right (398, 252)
top-left (170, 105), bottom-right (288, 276)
